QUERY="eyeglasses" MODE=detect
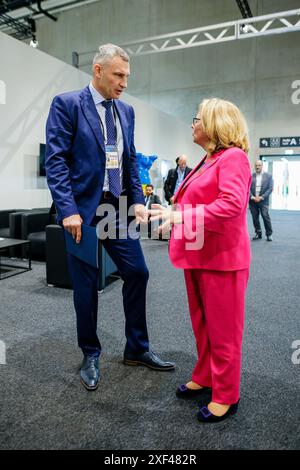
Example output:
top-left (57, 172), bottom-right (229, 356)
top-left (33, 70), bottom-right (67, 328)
top-left (192, 117), bottom-right (201, 126)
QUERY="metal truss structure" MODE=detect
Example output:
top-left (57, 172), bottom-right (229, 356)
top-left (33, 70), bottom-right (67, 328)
top-left (118, 9), bottom-right (300, 58)
top-left (235, 0), bottom-right (253, 19)
top-left (0, 12), bottom-right (31, 40)
top-left (0, 0), bottom-right (57, 40)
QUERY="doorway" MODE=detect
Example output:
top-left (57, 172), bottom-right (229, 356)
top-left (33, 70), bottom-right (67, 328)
top-left (260, 155), bottom-right (300, 210)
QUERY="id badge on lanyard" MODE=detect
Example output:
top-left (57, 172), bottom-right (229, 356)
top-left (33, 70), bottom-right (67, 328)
top-left (105, 145), bottom-right (119, 169)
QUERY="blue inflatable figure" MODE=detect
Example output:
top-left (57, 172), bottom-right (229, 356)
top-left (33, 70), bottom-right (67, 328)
top-left (136, 153), bottom-right (158, 190)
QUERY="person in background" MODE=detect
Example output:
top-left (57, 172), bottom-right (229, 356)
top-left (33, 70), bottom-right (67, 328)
top-left (164, 155), bottom-right (192, 205)
top-left (249, 160), bottom-right (274, 241)
top-left (144, 184), bottom-right (162, 210)
top-left (150, 98), bottom-right (251, 423)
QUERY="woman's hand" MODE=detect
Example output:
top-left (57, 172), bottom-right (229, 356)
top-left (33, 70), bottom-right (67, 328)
top-left (148, 203), bottom-right (182, 235)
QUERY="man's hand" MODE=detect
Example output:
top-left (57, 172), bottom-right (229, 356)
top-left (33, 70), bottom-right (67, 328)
top-left (63, 214), bottom-right (83, 244)
top-left (134, 204), bottom-right (148, 225)
top-left (252, 196), bottom-right (261, 203)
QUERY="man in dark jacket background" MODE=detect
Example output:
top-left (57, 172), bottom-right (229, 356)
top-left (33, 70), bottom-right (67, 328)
top-left (249, 160), bottom-right (274, 241)
top-left (164, 154), bottom-right (192, 205)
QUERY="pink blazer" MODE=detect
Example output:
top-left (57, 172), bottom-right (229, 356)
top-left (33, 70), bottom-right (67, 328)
top-left (169, 147), bottom-right (252, 271)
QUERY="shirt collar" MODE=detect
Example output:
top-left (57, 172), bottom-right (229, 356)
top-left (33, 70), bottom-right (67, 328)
top-left (89, 82), bottom-right (110, 106)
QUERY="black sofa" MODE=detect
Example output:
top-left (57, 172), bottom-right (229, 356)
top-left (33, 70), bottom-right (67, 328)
top-left (0, 209), bottom-right (26, 238)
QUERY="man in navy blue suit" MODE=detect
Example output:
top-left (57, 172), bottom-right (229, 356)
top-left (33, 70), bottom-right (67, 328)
top-left (249, 160), bottom-right (274, 241)
top-left (46, 44), bottom-right (174, 391)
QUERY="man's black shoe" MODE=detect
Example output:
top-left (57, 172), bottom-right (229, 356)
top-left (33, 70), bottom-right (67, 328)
top-left (252, 233), bottom-right (262, 240)
top-left (80, 355), bottom-right (100, 391)
top-left (267, 235), bottom-right (273, 241)
top-left (123, 350), bottom-right (175, 371)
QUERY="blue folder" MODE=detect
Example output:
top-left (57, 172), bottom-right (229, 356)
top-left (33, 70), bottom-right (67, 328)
top-left (64, 224), bottom-right (99, 268)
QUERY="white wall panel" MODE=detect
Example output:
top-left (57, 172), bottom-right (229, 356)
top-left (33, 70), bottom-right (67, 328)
top-left (0, 31), bottom-right (199, 210)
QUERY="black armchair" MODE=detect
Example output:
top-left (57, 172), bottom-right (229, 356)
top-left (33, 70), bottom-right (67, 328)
top-left (21, 211), bottom-right (56, 261)
top-left (46, 224), bottom-right (119, 290)
top-left (0, 209), bottom-right (26, 238)
top-left (46, 225), bottom-right (71, 288)
top-left (8, 210), bottom-right (32, 257)
top-left (9, 208), bottom-right (50, 240)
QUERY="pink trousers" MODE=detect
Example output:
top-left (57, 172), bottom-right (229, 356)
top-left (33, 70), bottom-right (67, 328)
top-left (184, 268), bottom-right (249, 404)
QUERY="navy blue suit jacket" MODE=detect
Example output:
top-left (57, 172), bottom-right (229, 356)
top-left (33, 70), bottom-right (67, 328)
top-left (45, 86), bottom-right (144, 224)
top-left (250, 172), bottom-right (274, 205)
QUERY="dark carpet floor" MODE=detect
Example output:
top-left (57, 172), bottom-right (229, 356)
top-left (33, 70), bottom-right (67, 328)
top-left (0, 210), bottom-right (299, 450)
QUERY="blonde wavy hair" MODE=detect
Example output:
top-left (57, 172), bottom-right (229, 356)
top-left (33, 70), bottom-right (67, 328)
top-left (199, 98), bottom-right (250, 155)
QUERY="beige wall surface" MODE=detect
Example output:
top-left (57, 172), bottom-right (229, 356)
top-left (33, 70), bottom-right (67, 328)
top-left (0, 31), bottom-right (200, 210)
top-left (33, 0), bottom-right (300, 166)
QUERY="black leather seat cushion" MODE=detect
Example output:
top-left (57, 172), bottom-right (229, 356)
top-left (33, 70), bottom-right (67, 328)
top-left (28, 231), bottom-right (46, 260)
top-left (0, 227), bottom-right (10, 238)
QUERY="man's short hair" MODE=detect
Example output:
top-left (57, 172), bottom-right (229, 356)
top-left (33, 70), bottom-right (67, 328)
top-left (146, 184), bottom-right (154, 189)
top-left (93, 43), bottom-right (129, 66)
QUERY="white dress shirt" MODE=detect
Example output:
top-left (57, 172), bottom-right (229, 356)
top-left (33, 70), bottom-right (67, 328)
top-left (145, 195), bottom-right (151, 209)
top-left (255, 172), bottom-right (263, 196)
top-left (174, 168), bottom-right (185, 193)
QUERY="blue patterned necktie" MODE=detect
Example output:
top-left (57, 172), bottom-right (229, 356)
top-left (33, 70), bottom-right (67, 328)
top-left (102, 100), bottom-right (121, 198)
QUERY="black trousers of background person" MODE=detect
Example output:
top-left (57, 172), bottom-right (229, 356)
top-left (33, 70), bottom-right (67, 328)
top-left (249, 201), bottom-right (273, 237)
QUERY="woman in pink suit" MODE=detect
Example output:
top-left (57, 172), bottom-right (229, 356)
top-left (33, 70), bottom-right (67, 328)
top-left (150, 98), bottom-right (251, 423)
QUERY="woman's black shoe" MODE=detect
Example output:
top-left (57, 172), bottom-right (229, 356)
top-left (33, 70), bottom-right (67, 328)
top-left (197, 400), bottom-right (240, 423)
top-left (176, 383), bottom-right (210, 399)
